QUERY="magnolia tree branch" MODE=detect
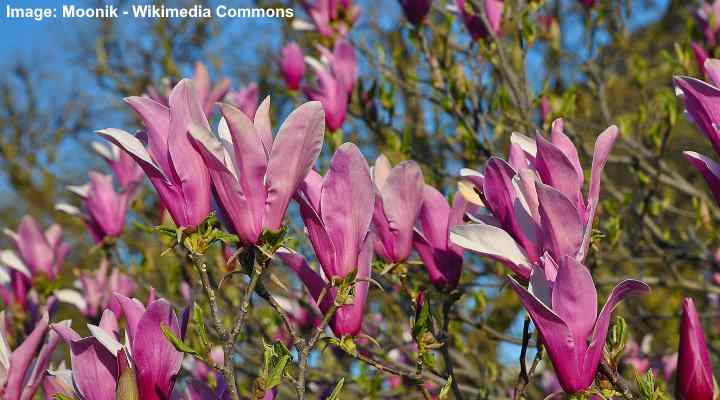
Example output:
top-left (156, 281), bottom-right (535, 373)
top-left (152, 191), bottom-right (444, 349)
top-left (295, 298), bottom-right (340, 400)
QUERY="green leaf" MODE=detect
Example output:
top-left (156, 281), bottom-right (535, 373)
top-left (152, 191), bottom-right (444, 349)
top-left (266, 342), bottom-right (292, 389)
top-left (192, 303), bottom-right (209, 349)
top-left (161, 324), bottom-right (198, 356)
top-left (53, 395), bottom-right (76, 400)
top-left (439, 376), bottom-right (453, 399)
top-left (326, 377), bottom-right (345, 400)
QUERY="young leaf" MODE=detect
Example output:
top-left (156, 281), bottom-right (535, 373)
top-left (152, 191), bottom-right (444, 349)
top-left (161, 324), bottom-right (198, 356)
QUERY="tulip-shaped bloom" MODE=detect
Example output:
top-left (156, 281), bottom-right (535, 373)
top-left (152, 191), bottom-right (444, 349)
top-left (507, 256), bottom-right (649, 393)
top-left (413, 186), bottom-right (467, 290)
top-left (92, 141), bottom-right (144, 191)
top-left (2, 216), bottom-right (70, 281)
top-left (63, 171), bottom-right (131, 243)
top-left (697, 1), bottom-right (720, 46)
top-left (676, 298), bottom-right (715, 400)
top-left (304, 40), bottom-right (357, 132)
top-left (146, 62), bottom-right (230, 117)
top-left (98, 79), bottom-right (213, 228)
top-left (298, 0), bottom-right (360, 37)
top-left (672, 67), bottom-right (720, 207)
top-left (372, 155), bottom-right (425, 263)
top-left (451, 120), bottom-right (618, 280)
top-left (0, 312), bottom-right (65, 400)
top-left (188, 99), bottom-right (324, 245)
top-left (55, 258), bottom-right (136, 318)
top-left (280, 43), bottom-right (305, 91)
top-left (192, 62), bottom-right (231, 117)
top-left (279, 143), bottom-right (374, 337)
top-left (52, 296), bottom-right (185, 400)
top-left (229, 83), bottom-right (259, 119)
top-left (456, 0), bottom-right (503, 40)
top-left (398, 0), bottom-right (432, 25)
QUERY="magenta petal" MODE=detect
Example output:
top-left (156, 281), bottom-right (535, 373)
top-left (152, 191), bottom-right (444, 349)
top-left (71, 337), bottom-right (119, 400)
top-left (277, 250), bottom-right (330, 310)
top-left (549, 119), bottom-right (584, 187)
top-left (417, 185), bottom-right (451, 249)
top-left (265, 101), bottom-right (325, 231)
top-left (684, 151), bottom-right (720, 206)
top-left (332, 232), bottom-right (373, 337)
top-left (535, 134), bottom-right (582, 208)
top-left (582, 279), bottom-right (650, 385)
top-left (674, 76), bottom-right (720, 155)
top-left (167, 79), bottom-right (213, 227)
top-left (551, 257), bottom-right (598, 346)
top-left (506, 276), bottom-right (584, 392)
top-left (676, 298), bottom-right (715, 400)
top-left (16, 216), bottom-right (53, 275)
top-left (132, 299), bottom-right (183, 400)
top-left (376, 160), bottom-right (424, 262)
top-left (5, 313), bottom-right (49, 400)
top-left (587, 125), bottom-right (619, 211)
top-left (21, 321), bottom-right (64, 399)
top-left (113, 293), bottom-right (146, 348)
top-left (320, 143), bottom-right (374, 278)
top-left (124, 96), bottom-right (172, 173)
top-left (536, 182), bottom-right (582, 261)
top-left (254, 97), bottom-right (274, 155)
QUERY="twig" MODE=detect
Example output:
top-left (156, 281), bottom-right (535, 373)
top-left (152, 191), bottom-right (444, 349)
top-left (295, 298), bottom-right (340, 399)
top-left (439, 296), bottom-right (463, 400)
top-left (599, 359), bottom-right (635, 399)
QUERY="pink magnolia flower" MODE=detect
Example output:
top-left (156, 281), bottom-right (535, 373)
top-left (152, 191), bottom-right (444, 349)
top-left (456, 0), bottom-right (503, 40)
top-left (0, 312), bottom-right (65, 400)
top-left (2, 216), bottom-right (70, 282)
top-left (304, 40), bottom-right (357, 132)
top-left (677, 298), bottom-right (715, 400)
top-left (146, 62), bottom-right (230, 117)
top-left (299, 0), bottom-right (360, 37)
top-left (398, 0), bottom-right (433, 25)
top-left (63, 171), bottom-right (131, 243)
top-left (692, 42), bottom-right (710, 77)
top-left (696, 1), bottom-right (720, 46)
top-left (280, 43), bottom-right (305, 91)
top-left (78, 258), bottom-right (136, 318)
top-left (188, 99), bottom-right (324, 245)
top-left (229, 83), bottom-right (259, 119)
top-left (98, 79), bottom-right (213, 228)
top-left (451, 119), bottom-right (618, 281)
top-left (279, 143), bottom-right (374, 337)
top-left (92, 141), bottom-right (144, 191)
top-left (623, 337), bottom-right (651, 374)
top-left (52, 296), bottom-right (187, 400)
top-left (507, 256), bottom-right (649, 393)
top-left (413, 186), bottom-right (467, 290)
top-left (372, 155), bottom-right (425, 264)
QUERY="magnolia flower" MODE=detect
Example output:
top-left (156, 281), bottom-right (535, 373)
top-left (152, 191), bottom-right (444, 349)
top-left (280, 43), bottom-right (305, 91)
top-left (229, 83), bottom-right (259, 119)
top-left (0, 312), bottom-right (65, 400)
top-left (298, 0), bottom-right (360, 37)
top-left (188, 99), bottom-right (324, 245)
top-left (92, 141), bottom-right (144, 191)
top-left (2, 216), bottom-right (70, 282)
top-left (672, 67), bottom-right (720, 208)
top-left (677, 298), bottom-right (715, 400)
top-left (279, 143), bottom-right (374, 337)
top-left (451, 120), bottom-right (618, 280)
top-left (456, 0), bottom-right (503, 40)
top-left (623, 336), bottom-right (652, 374)
top-left (304, 39), bottom-right (357, 132)
top-left (413, 186), bottom-right (467, 290)
top-left (98, 79), bottom-right (213, 228)
top-left (398, 0), bottom-right (432, 25)
top-left (146, 62), bottom-right (230, 117)
top-left (696, 1), bottom-right (720, 46)
top-left (52, 296), bottom-right (186, 400)
top-left (56, 258), bottom-right (136, 318)
top-left (372, 155), bottom-right (425, 264)
top-left (507, 256), bottom-right (649, 393)
top-left (61, 171), bottom-right (131, 243)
